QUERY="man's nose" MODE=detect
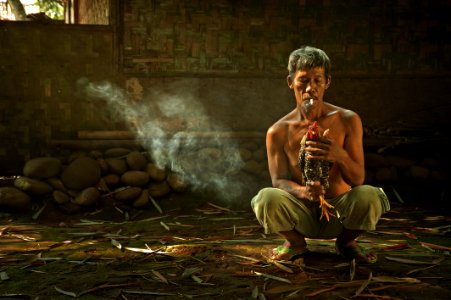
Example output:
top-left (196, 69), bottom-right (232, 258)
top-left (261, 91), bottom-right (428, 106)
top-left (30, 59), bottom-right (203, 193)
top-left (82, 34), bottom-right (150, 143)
top-left (306, 80), bottom-right (315, 91)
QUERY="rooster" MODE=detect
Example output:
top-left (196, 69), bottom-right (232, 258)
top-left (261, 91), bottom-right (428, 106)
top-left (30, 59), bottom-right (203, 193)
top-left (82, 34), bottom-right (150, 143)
top-left (298, 121), bottom-right (335, 221)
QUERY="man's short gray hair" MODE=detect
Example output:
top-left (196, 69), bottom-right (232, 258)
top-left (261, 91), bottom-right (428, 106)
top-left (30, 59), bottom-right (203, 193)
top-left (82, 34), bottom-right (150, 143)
top-left (287, 46), bottom-right (331, 78)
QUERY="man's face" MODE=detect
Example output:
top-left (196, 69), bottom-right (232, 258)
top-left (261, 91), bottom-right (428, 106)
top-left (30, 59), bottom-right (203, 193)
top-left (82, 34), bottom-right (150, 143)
top-left (288, 67), bottom-right (329, 114)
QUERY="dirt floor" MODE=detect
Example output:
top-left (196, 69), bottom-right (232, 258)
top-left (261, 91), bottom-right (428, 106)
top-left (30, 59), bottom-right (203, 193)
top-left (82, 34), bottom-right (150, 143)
top-left (1, 195), bottom-right (451, 300)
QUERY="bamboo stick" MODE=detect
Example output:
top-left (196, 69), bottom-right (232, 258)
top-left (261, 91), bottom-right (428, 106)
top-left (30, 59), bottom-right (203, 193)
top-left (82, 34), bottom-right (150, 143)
top-left (78, 131), bottom-right (136, 140)
top-left (77, 130), bottom-right (266, 140)
top-left (49, 139), bottom-right (140, 150)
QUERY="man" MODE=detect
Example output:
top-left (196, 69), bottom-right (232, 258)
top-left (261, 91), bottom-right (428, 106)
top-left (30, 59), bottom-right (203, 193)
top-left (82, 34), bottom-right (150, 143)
top-left (251, 46), bottom-right (390, 263)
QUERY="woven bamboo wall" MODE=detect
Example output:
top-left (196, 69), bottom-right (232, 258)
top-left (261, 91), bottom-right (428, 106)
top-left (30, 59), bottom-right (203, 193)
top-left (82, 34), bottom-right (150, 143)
top-left (0, 22), bottom-right (115, 173)
top-left (120, 0), bottom-right (450, 75)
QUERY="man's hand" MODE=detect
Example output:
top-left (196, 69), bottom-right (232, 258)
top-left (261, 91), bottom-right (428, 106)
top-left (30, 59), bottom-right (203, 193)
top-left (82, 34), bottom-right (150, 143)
top-left (303, 181), bottom-right (325, 202)
top-left (305, 136), bottom-right (345, 164)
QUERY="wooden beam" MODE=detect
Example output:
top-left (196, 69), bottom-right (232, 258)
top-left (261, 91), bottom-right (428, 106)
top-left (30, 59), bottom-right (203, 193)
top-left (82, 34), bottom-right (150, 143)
top-left (78, 130), bottom-right (136, 140)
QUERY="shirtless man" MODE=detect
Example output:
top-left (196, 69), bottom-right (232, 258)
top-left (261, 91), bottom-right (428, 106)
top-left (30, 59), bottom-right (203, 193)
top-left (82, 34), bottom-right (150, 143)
top-left (251, 46), bottom-right (390, 263)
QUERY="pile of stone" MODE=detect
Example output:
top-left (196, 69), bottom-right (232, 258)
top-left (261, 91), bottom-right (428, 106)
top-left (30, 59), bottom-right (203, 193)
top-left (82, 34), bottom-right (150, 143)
top-left (2, 141), bottom-right (448, 212)
top-left (363, 152), bottom-right (448, 184)
top-left (0, 140), bottom-right (271, 212)
top-left (238, 141), bottom-right (268, 180)
top-left (0, 148), bottom-right (188, 212)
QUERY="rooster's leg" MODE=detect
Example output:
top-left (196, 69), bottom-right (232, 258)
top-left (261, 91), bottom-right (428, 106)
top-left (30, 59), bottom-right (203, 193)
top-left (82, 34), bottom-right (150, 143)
top-left (319, 195), bottom-right (335, 221)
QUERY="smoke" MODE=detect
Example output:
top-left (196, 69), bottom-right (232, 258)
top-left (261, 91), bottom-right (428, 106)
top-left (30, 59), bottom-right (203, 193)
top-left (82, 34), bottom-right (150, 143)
top-left (78, 78), bottom-right (246, 200)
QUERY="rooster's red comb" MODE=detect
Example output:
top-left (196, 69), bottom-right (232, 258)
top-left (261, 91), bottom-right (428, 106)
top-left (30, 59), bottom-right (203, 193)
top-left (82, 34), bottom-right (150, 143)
top-left (307, 121), bottom-right (319, 140)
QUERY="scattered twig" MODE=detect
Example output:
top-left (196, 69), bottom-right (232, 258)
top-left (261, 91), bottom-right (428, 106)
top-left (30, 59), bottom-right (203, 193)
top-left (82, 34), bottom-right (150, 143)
top-left (0, 294), bottom-right (31, 299)
top-left (354, 294), bottom-right (403, 299)
top-left (54, 286), bottom-right (76, 297)
top-left (101, 186), bottom-right (132, 198)
top-left (122, 290), bottom-right (176, 296)
top-left (420, 242), bottom-right (451, 252)
top-left (208, 217), bottom-right (245, 221)
top-left (232, 254), bottom-right (262, 263)
top-left (160, 221), bottom-right (170, 231)
top-left (78, 283), bottom-right (136, 297)
top-left (355, 272), bottom-right (372, 296)
top-left (136, 215), bottom-right (168, 223)
top-left (207, 202), bottom-right (233, 212)
top-left (149, 195), bottom-right (164, 214)
top-left (49, 240), bottom-right (73, 249)
top-left (270, 260), bottom-right (294, 274)
top-left (151, 269), bottom-right (168, 284)
top-left (350, 259), bottom-right (356, 281)
top-left (32, 202), bottom-right (47, 221)
top-left (385, 256), bottom-right (436, 265)
top-left (406, 265), bottom-right (438, 275)
top-left (253, 271), bottom-right (292, 284)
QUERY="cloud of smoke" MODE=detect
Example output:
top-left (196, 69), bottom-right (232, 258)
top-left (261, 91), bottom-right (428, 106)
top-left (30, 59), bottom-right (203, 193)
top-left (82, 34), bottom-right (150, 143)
top-left (79, 78), bottom-right (246, 200)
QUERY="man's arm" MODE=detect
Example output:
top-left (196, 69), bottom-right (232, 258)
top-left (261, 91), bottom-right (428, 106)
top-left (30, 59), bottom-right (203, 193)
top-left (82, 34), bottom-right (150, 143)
top-left (266, 125), bottom-right (311, 200)
top-left (338, 112), bottom-right (365, 186)
top-left (310, 112), bottom-right (365, 186)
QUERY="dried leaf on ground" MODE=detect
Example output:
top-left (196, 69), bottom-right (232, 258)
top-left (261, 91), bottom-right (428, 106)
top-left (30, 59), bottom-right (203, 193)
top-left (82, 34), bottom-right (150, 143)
top-left (371, 276), bottom-right (421, 284)
top-left (253, 271), bottom-right (292, 283)
top-left (350, 258), bottom-right (356, 281)
top-left (271, 260), bottom-right (294, 273)
top-left (151, 269), bottom-right (168, 283)
top-left (266, 284), bottom-right (308, 294)
top-left (355, 272), bottom-right (372, 296)
top-left (54, 286), bottom-right (76, 297)
top-left (305, 280), bottom-right (366, 297)
top-left (385, 256), bottom-right (435, 265)
top-left (420, 242), bottom-right (451, 251)
top-left (357, 293), bottom-right (403, 299)
top-left (122, 290), bottom-right (176, 296)
top-left (78, 283), bottom-right (136, 297)
top-left (207, 202), bottom-right (233, 212)
top-left (181, 267), bottom-right (202, 278)
top-left (406, 265), bottom-right (437, 275)
top-left (0, 271), bottom-right (9, 281)
top-left (160, 221), bottom-right (170, 231)
top-left (383, 243), bottom-right (409, 250)
top-left (149, 195), bottom-right (163, 214)
top-left (251, 286), bottom-right (259, 298)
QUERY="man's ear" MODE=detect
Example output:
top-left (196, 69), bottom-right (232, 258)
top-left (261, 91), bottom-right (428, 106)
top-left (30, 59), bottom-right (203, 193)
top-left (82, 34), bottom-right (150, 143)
top-left (287, 75), bottom-right (294, 89)
top-left (325, 76), bottom-right (331, 89)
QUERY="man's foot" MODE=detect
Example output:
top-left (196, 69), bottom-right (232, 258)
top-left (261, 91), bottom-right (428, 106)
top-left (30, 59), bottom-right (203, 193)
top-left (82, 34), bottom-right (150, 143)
top-left (271, 244), bottom-right (309, 261)
top-left (335, 241), bottom-right (377, 264)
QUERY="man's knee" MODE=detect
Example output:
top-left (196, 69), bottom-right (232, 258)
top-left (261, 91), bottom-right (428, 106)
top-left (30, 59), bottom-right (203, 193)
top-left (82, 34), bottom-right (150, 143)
top-left (251, 187), bottom-right (282, 210)
top-left (340, 185), bottom-right (387, 231)
top-left (349, 185), bottom-right (383, 212)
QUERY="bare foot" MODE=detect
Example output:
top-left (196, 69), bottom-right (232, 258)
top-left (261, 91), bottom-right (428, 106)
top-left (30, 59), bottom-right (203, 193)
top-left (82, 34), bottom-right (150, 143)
top-left (335, 241), bottom-right (377, 264)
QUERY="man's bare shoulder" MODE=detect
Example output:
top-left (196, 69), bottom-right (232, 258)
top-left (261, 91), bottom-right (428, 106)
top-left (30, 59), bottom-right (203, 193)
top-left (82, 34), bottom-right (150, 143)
top-left (325, 102), bottom-right (361, 122)
top-left (267, 110), bottom-right (297, 137)
top-left (323, 102), bottom-right (363, 137)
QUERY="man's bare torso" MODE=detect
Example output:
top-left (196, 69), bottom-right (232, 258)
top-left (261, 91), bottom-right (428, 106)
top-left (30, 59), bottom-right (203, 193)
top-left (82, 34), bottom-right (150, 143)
top-left (273, 102), bottom-right (354, 198)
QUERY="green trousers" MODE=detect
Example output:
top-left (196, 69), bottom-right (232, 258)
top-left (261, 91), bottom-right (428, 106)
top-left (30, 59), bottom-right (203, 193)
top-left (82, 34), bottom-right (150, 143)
top-left (251, 185), bottom-right (390, 239)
